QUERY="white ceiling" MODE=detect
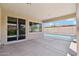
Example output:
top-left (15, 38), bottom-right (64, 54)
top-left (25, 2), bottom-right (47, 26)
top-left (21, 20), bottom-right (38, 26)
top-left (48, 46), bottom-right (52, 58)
top-left (1, 3), bottom-right (76, 20)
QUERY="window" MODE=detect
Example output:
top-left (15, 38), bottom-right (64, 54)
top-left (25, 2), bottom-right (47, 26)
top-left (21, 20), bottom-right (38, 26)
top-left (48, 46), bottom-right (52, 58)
top-left (29, 22), bottom-right (42, 32)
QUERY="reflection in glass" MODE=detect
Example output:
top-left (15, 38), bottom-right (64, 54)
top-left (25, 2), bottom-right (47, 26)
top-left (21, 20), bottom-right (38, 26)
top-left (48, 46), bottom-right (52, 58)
top-left (8, 25), bottom-right (17, 36)
top-left (8, 17), bottom-right (17, 24)
top-left (7, 17), bottom-right (17, 41)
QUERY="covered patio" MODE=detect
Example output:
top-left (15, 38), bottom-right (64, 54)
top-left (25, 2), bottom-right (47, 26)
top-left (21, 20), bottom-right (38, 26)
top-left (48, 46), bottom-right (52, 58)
top-left (0, 3), bottom-right (77, 56)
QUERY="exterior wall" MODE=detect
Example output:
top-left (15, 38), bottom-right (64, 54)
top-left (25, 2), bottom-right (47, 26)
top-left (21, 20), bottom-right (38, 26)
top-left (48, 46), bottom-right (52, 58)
top-left (0, 7), bottom-right (1, 45)
top-left (44, 26), bottom-right (76, 35)
top-left (0, 9), bottom-right (43, 45)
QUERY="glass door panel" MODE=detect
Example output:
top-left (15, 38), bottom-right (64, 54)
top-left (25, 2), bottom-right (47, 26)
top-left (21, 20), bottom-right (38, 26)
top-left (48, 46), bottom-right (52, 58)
top-left (18, 19), bottom-right (26, 40)
top-left (7, 17), bottom-right (17, 41)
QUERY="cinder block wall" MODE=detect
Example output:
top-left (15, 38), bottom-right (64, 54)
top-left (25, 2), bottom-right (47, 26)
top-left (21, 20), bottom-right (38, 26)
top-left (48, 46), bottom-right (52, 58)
top-left (44, 26), bottom-right (76, 35)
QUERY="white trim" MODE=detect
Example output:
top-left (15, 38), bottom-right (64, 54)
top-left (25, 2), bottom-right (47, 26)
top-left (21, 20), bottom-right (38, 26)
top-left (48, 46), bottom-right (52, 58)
top-left (8, 23), bottom-right (17, 26)
top-left (5, 38), bottom-right (28, 45)
top-left (7, 35), bottom-right (17, 38)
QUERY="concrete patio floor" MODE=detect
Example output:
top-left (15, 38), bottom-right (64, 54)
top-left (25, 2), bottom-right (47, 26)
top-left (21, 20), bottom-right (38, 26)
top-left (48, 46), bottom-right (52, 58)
top-left (0, 38), bottom-right (71, 56)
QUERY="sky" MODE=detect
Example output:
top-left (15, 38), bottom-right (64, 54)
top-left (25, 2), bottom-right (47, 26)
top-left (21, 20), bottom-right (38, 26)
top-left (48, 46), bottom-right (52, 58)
top-left (44, 18), bottom-right (76, 27)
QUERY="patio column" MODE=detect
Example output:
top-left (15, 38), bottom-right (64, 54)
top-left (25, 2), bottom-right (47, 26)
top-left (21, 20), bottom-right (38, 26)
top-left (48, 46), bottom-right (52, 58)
top-left (77, 3), bottom-right (79, 56)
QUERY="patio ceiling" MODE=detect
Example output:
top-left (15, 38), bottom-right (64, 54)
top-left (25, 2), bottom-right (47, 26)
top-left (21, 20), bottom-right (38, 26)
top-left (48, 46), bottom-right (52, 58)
top-left (0, 3), bottom-right (76, 21)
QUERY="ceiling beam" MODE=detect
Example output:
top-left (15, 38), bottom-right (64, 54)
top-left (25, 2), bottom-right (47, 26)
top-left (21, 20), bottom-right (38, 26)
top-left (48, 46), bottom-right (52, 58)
top-left (43, 13), bottom-right (76, 23)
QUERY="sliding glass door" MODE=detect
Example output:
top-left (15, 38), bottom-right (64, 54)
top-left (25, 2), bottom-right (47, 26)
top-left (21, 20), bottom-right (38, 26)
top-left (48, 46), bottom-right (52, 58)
top-left (7, 17), bottom-right (26, 42)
